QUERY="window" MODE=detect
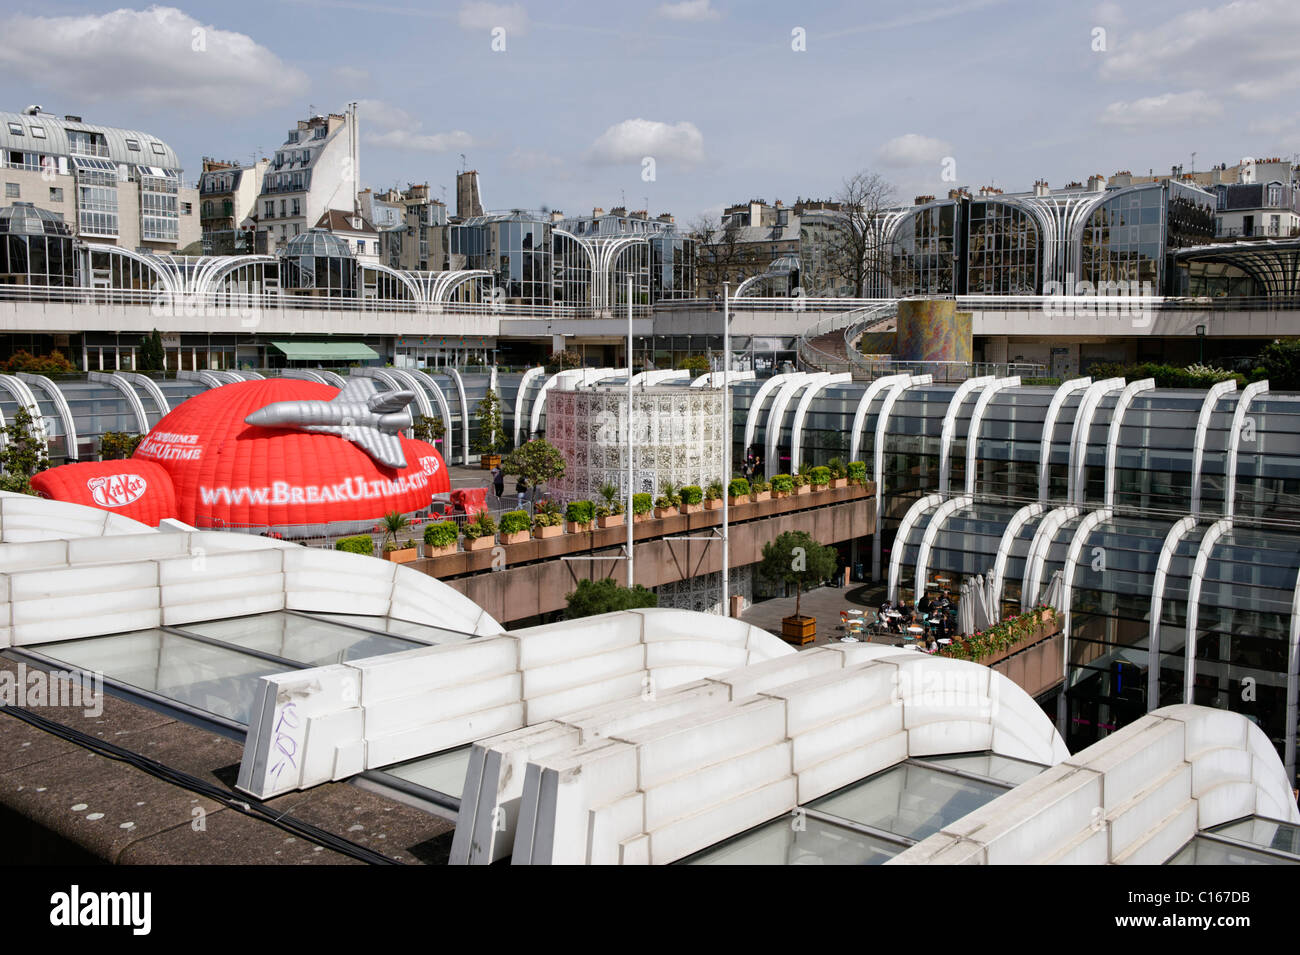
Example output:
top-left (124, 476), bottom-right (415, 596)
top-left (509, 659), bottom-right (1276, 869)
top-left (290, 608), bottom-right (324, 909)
top-left (29, 125), bottom-right (45, 140)
top-left (181, 202), bottom-right (192, 215)
top-left (357, 240), bottom-right (366, 253)
top-left (7, 122), bottom-right (22, 136)
top-left (264, 201), bottom-right (274, 219)
top-left (150, 142), bottom-right (166, 155)
top-left (125, 139), bottom-right (140, 151)
top-left (5, 183), bottom-right (18, 198)
top-left (49, 187), bottom-right (62, 202)
top-left (279, 199), bottom-right (286, 218)
top-left (291, 198), bottom-right (300, 217)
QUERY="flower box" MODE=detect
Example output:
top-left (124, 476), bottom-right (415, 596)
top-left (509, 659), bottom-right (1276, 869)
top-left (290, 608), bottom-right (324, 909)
top-left (480, 453), bottom-right (501, 470)
top-left (830, 477), bottom-right (848, 489)
top-left (383, 547), bottom-right (419, 564)
top-left (463, 535), bottom-right (495, 552)
top-left (567, 520), bottom-right (594, 534)
top-left (727, 494), bottom-right (749, 506)
top-left (597, 514), bottom-right (624, 528)
top-left (421, 543), bottom-right (457, 559)
top-left (752, 490), bottom-right (771, 502)
top-left (634, 511), bottom-right (652, 523)
top-left (682, 502), bottom-right (703, 514)
top-left (653, 506), bottom-right (679, 519)
top-left (781, 615), bottom-right (817, 645)
top-left (704, 498), bottom-right (723, 510)
top-left (534, 524), bottom-right (563, 539)
top-left (773, 489), bottom-right (790, 499)
top-left (501, 530), bottom-right (531, 545)
top-left (795, 484), bottom-right (811, 496)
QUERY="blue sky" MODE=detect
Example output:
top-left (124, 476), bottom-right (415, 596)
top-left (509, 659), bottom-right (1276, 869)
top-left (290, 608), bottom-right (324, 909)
top-left (2, 0), bottom-right (1299, 220)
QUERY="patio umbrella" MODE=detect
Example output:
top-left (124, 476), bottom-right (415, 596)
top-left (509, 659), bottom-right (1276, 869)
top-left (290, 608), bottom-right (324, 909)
top-left (985, 569), bottom-right (1000, 622)
top-left (969, 573), bottom-right (994, 633)
top-left (1038, 568), bottom-right (1065, 613)
top-left (957, 580), bottom-right (976, 637)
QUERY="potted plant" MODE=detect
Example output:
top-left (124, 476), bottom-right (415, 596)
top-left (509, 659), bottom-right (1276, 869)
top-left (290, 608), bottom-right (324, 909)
top-left (847, 460), bottom-right (868, 487)
top-left (750, 477), bottom-right (771, 502)
top-left (501, 438), bottom-right (567, 512)
top-left (383, 539), bottom-right (419, 563)
top-left (335, 534), bottom-right (376, 557)
top-left (632, 492), bottom-right (653, 523)
top-left (380, 511), bottom-right (417, 562)
top-left (597, 483), bottom-right (625, 528)
top-left (809, 466), bottom-right (831, 490)
top-left (499, 508), bottom-right (532, 545)
top-left (680, 484), bottom-right (704, 514)
top-left (795, 462), bottom-right (812, 495)
top-left (422, 520), bottom-right (459, 558)
top-left (461, 511), bottom-right (497, 551)
top-left (827, 457), bottom-right (849, 489)
top-left (532, 501), bottom-right (564, 539)
top-left (770, 473), bottom-right (794, 499)
top-left (471, 389), bottom-right (509, 469)
top-left (727, 477), bottom-right (750, 506)
top-left (566, 499), bottom-right (595, 533)
top-left (759, 530), bottom-right (839, 646)
top-left (704, 479), bottom-right (724, 510)
top-left (654, 481), bottom-right (680, 518)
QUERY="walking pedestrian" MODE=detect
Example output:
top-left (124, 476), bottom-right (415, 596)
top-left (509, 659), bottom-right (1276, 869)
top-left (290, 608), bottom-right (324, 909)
top-left (516, 476), bottom-right (528, 509)
top-left (491, 465), bottom-right (504, 503)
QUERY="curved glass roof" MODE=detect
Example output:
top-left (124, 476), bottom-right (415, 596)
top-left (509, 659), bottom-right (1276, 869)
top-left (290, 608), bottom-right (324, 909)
top-left (284, 229), bottom-right (354, 258)
top-left (0, 202), bottom-right (73, 237)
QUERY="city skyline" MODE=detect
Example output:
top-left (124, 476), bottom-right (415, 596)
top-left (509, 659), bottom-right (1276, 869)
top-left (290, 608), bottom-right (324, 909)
top-left (2, 0), bottom-right (1299, 219)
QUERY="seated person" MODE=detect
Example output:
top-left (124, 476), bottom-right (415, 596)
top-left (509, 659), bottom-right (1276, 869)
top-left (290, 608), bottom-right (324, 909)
top-left (918, 592), bottom-right (933, 616)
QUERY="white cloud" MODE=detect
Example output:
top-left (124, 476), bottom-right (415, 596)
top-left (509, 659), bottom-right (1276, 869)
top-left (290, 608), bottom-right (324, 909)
top-left (458, 2), bottom-right (529, 35)
top-left (1099, 0), bottom-right (1300, 98)
top-left (875, 133), bottom-right (952, 167)
top-left (657, 0), bottom-right (722, 22)
top-left (332, 65), bottom-right (370, 85)
top-left (587, 119), bottom-right (704, 165)
top-left (1092, 2), bottom-right (1126, 25)
top-left (0, 7), bottom-right (308, 115)
top-left (359, 99), bottom-right (473, 153)
top-left (505, 148), bottom-right (566, 174)
top-left (1098, 90), bottom-right (1222, 127)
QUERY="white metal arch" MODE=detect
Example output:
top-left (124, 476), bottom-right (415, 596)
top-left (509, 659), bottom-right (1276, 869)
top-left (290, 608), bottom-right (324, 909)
top-left (572, 368), bottom-right (624, 390)
top-left (18, 373), bottom-right (79, 461)
top-left (278, 369), bottom-right (329, 385)
top-left (193, 254), bottom-right (278, 297)
top-left (1021, 505), bottom-right (1081, 612)
top-left (789, 372), bottom-right (851, 473)
top-left (176, 370), bottom-right (227, 390)
top-left (1037, 377), bottom-right (1092, 502)
top-left (630, 369), bottom-right (690, 388)
top-left (692, 370), bottom-right (755, 388)
top-left (354, 368), bottom-right (451, 462)
top-left (530, 368), bottom-right (592, 440)
top-left (871, 374), bottom-right (934, 580)
top-left (1190, 380), bottom-right (1238, 517)
top-left (364, 262), bottom-right (422, 303)
top-left (0, 374), bottom-right (50, 445)
top-left (1102, 378), bottom-right (1155, 508)
top-left (765, 374), bottom-right (819, 478)
top-left (1224, 380), bottom-right (1269, 521)
top-left (887, 493), bottom-right (945, 604)
top-left (446, 367), bottom-right (471, 466)
top-left (988, 502), bottom-right (1046, 623)
top-left (848, 374), bottom-right (910, 464)
top-left (83, 244), bottom-right (182, 296)
top-left (954, 376), bottom-right (1021, 496)
top-left (116, 372), bottom-right (170, 417)
top-left (88, 371), bottom-right (149, 434)
top-left (434, 269), bottom-right (494, 304)
top-left (1146, 515), bottom-right (1199, 711)
top-left (593, 235), bottom-right (647, 312)
top-left (514, 367), bottom-right (546, 447)
top-left (1068, 377), bottom-right (1125, 504)
top-left (937, 376), bottom-right (995, 495)
top-left (743, 373), bottom-right (799, 459)
top-left (1286, 565), bottom-right (1300, 782)
top-left (380, 368), bottom-right (437, 419)
top-left (913, 494), bottom-right (974, 606)
top-left (1060, 507), bottom-right (1113, 689)
top-left (1182, 518), bottom-right (1233, 704)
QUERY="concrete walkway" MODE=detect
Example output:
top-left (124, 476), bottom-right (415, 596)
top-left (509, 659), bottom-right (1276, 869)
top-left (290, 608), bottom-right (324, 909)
top-left (740, 579), bottom-right (912, 650)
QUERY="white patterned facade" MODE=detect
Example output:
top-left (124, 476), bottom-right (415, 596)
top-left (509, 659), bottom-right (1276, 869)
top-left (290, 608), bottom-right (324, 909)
top-left (547, 385), bottom-right (726, 503)
top-left (656, 566), bottom-right (753, 616)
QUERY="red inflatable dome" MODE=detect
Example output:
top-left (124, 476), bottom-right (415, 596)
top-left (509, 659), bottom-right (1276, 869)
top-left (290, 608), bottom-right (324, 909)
top-left (32, 459), bottom-right (178, 527)
top-left (131, 378), bottom-right (449, 529)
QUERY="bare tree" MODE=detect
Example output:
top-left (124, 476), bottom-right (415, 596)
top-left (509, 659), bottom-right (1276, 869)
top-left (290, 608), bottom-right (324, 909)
top-left (820, 171), bottom-right (897, 298)
top-left (688, 212), bottom-right (747, 299)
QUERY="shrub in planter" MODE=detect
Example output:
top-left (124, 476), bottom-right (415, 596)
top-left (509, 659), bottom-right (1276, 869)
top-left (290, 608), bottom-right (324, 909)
top-left (827, 457), bottom-right (849, 488)
top-left (770, 473), bottom-right (794, 497)
top-left (750, 477), bottom-right (771, 502)
top-left (565, 499), bottom-right (596, 532)
top-left (596, 484), bottom-right (625, 527)
top-left (847, 460), bottom-right (868, 485)
top-left (792, 471), bottom-right (810, 494)
top-left (727, 477), bottom-right (750, 504)
top-left (532, 501), bottom-right (564, 538)
top-left (632, 492), bottom-right (653, 522)
top-left (653, 492), bottom-right (679, 518)
top-left (680, 484), bottom-right (703, 513)
top-left (704, 479), bottom-right (724, 509)
top-left (809, 466), bottom-right (831, 488)
top-left (422, 520), bottom-right (459, 557)
top-left (461, 511), bottom-right (497, 551)
top-left (499, 509), bottom-right (532, 544)
top-left (335, 534), bottom-right (375, 556)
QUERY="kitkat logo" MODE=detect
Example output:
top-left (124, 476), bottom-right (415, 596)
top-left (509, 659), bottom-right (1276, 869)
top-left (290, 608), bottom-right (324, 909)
top-left (87, 474), bottom-right (147, 508)
top-left (419, 455), bottom-right (441, 477)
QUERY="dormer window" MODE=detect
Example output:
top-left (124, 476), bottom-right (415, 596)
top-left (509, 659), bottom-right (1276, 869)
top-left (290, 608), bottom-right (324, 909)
top-left (29, 125), bottom-right (45, 139)
top-left (150, 142), bottom-right (165, 155)
top-left (125, 138), bottom-right (140, 151)
top-left (7, 122), bottom-right (22, 136)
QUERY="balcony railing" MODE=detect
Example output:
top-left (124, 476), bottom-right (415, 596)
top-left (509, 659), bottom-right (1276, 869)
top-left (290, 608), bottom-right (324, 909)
top-left (68, 141), bottom-right (111, 159)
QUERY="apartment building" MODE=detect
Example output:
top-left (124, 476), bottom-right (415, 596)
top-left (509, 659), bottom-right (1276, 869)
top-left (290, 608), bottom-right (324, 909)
top-left (199, 156), bottom-right (269, 254)
top-left (259, 106), bottom-right (360, 253)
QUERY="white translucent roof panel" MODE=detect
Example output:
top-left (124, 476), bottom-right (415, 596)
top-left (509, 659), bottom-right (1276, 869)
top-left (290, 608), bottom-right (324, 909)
top-left (181, 612), bottom-right (423, 667)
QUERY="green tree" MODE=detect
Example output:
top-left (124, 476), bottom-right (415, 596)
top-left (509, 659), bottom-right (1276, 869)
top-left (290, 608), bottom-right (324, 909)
top-left (411, 415), bottom-right (445, 444)
top-left (471, 389), bottom-right (508, 454)
top-left (1258, 339), bottom-right (1300, 391)
top-left (501, 438), bottom-right (566, 510)
top-left (0, 407), bottom-right (50, 495)
top-left (758, 530), bottom-right (839, 619)
top-left (676, 354), bottom-right (710, 375)
top-left (139, 329), bottom-right (166, 372)
top-left (564, 578), bottom-right (658, 619)
top-left (546, 349), bottom-right (583, 373)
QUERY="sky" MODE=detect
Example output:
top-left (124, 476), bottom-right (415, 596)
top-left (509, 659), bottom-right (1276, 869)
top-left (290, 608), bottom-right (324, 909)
top-left (2, 0), bottom-right (1299, 222)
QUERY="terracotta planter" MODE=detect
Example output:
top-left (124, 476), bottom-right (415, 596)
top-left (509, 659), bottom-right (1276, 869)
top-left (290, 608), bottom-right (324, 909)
top-left (597, 513), bottom-right (624, 528)
top-left (704, 498), bottom-right (722, 510)
top-left (383, 547), bottom-right (419, 563)
top-left (781, 615), bottom-right (817, 646)
top-left (567, 521), bottom-right (594, 534)
top-left (773, 490), bottom-right (790, 499)
top-left (795, 484), bottom-right (811, 496)
top-left (682, 502), bottom-right (703, 514)
top-left (830, 478), bottom-right (848, 489)
top-left (534, 523), bottom-right (563, 539)
top-left (501, 530), bottom-right (531, 545)
top-left (654, 506), bottom-right (679, 519)
top-left (811, 482), bottom-right (830, 492)
top-left (728, 494), bottom-right (749, 506)
top-left (421, 542), bottom-right (457, 559)
top-left (634, 511), bottom-right (652, 523)
top-left (480, 454), bottom-right (501, 470)
top-left (463, 535), bottom-right (495, 551)
top-left (752, 490), bottom-right (771, 502)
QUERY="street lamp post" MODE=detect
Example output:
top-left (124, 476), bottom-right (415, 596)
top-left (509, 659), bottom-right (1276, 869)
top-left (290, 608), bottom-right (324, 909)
top-left (721, 281), bottom-right (731, 617)
top-left (627, 275), bottom-right (635, 587)
top-left (1196, 323), bottom-right (1206, 364)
